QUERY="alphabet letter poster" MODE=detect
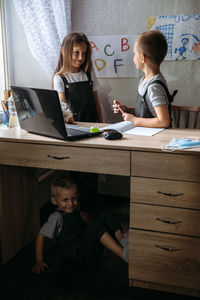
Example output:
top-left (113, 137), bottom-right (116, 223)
top-left (88, 35), bottom-right (138, 78)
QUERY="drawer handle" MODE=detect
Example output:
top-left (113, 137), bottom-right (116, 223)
top-left (155, 245), bottom-right (181, 252)
top-left (48, 155), bottom-right (70, 160)
top-left (156, 217), bottom-right (182, 224)
top-left (157, 191), bottom-right (184, 197)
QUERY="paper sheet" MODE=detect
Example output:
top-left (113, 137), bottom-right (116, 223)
top-left (101, 121), bottom-right (134, 133)
top-left (124, 127), bottom-right (164, 136)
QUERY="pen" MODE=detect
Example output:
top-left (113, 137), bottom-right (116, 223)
top-left (117, 105), bottom-right (125, 114)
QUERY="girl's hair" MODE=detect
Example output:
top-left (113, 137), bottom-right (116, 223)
top-left (52, 32), bottom-right (92, 87)
top-left (51, 175), bottom-right (78, 198)
top-left (135, 30), bottom-right (168, 65)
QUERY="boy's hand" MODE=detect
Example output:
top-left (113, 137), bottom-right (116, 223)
top-left (32, 261), bottom-right (48, 274)
top-left (80, 211), bottom-right (93, 224)
top-left (123, 112), bottom-right (136, 124)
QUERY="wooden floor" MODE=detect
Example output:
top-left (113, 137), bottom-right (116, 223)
top-left (0, 193), bottom-right (197, 300)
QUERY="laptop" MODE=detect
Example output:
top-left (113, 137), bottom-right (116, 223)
top-left (11, 86), bottom-right (102, 141)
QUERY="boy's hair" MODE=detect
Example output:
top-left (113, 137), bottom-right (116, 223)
top-left (135, 30), bottom-right (168, 65)
top-left (52, 32), bottom-right (92, 87)
top-left (51, 175), bottom-right (78, 198)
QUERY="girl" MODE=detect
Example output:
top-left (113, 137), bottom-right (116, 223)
top-left (52, 32), bottom-right (103, 221)
top-left (52, 32), bottom-right (103, 123)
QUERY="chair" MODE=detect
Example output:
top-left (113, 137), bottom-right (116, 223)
top-left (171, 105), bottom-right (200, 129)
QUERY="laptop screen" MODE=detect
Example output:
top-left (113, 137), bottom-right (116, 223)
top-left (11, 86), bottom-right (68, 140)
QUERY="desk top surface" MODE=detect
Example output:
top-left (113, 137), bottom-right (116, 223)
top-left (0, 124), bottom-right (200, 154)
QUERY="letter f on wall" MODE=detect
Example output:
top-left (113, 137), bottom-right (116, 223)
top-left (114, 59), bottom-right (123, 73)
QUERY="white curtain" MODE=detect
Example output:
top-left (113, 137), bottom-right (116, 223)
top-left (13, 0), bottom-right (72, 75)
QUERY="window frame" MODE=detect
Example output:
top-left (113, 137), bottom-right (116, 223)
top-left (0, 0), bottom-right (8, 109)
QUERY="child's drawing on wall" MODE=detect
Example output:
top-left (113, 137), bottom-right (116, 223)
top-left (175, 34), bottom-right (200, 60)
top-left (148, 14), bottom-right (200, 60)
top-left (193, 41), bottom-right (200, 56)
top-left (175, 37), bottom-right (189, 59)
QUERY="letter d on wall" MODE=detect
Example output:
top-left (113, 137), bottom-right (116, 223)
top-left (94, 59), bottom-right (106, 71)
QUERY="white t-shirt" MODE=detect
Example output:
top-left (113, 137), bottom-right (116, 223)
top-left (53, 68), bottom-right (99, 93)
top-left (40, 211), bottom-right (63, 239)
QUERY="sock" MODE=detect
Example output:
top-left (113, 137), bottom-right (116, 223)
top-left (120, 236), bottom-right (129, 248)
top-left (123, 246), bottom-right (129, 263)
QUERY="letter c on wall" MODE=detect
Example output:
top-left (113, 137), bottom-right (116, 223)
top-left (104, 44), bottom-right (115, 56)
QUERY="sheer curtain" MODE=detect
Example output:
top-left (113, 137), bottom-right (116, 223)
top-left (13, 0), bottom-right (72, 75)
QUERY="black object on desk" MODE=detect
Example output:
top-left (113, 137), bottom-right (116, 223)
top-left (104, 130), bottom-right (123, 140)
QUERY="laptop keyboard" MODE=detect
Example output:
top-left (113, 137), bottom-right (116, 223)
top-left (65, 124), bottom-right (91, 137)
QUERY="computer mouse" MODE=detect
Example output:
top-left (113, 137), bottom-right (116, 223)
top-left (104, 130), bottom-right (123, 140)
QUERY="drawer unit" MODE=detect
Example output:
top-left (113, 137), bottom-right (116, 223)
top-left (130, 203), bottom-right (200, 237)
top-left (129, 230), bottom-right (200, 295)
top-left (131, 177), bottom-right (200, 209)
top-left (131, 151), bottom-right (200, 182)
top-left (130, 150), bottom-right (200, 296)
top-left (0, 142), bottom-right (130, 176)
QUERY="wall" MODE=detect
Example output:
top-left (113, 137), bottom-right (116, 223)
top-left (5, 0), bottom-right (200, 122)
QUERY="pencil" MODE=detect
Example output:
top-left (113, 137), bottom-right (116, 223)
top-left (117, 105), bottom-right (125, 114)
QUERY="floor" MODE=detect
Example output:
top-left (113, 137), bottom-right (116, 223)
top-left (0, 174), bottom-right (197, 300)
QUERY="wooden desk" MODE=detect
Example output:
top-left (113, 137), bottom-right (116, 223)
top-left (0, 125), bottom-right (200, 297)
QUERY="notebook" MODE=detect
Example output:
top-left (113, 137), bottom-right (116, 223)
top-left (11, 86), bottom-right (102, 141)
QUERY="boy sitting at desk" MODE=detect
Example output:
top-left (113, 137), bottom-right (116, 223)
top-left (113, 30), bottom-right (177, 128)
top-left (32, 175), bottom-right (128, 274)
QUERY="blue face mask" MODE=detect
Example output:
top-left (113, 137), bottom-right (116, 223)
top-left (166, 138), bottom-right (200, 149)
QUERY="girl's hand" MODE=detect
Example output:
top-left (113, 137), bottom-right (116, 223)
top-left (32, 261), bottom-right (48, 274)
top-left (67, 116), bottom-right (74, 124)
top-left (113, 100), bottom-right (127, 114)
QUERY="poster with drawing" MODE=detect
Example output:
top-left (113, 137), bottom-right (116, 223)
top-left (147, 14), bottom-right (200, 60)
top-left (88, 35), bottom-right (138, 78)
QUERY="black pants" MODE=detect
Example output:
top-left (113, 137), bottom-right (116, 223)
top-left (67, 211), bottom-right (122, 264)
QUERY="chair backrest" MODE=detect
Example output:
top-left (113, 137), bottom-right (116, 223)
top-left (171, 105), bottom-right (200, 129)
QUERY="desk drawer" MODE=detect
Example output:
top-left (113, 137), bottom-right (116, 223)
top-left (0, 142), bottom-right (130, 176)
top-left (131, 151), bottom-right (200, 182)
top-left (129, 229), bottom-right (200, 291)
top-left (131, 177), bottom-right (200, 209)
top-left (130, 203), bottom-right (200, 237)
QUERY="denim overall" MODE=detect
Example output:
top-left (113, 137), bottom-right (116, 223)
top-left (58, 210), bottom-right (121, 264)
top-left (61, 72), bottom-right (98, 122)
top-left (57, 210), bottom-right (86, 263)
top-left (135, 80), bottom-right (177, 122)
